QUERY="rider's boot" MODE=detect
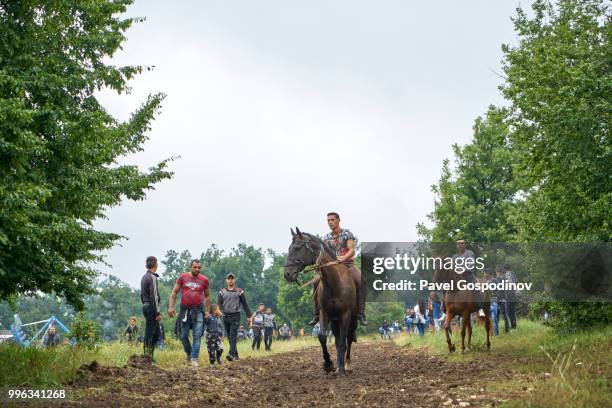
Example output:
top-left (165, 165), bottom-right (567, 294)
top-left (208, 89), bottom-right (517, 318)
top-left (308, 301), bottom-right (320, 326)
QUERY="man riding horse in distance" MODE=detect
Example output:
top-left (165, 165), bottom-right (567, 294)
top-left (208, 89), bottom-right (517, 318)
top-left (309, 212), bottom-right (368, 326)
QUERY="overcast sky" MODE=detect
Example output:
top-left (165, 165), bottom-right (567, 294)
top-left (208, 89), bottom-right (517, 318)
top-left (94, 0), bottom-right (530, 288)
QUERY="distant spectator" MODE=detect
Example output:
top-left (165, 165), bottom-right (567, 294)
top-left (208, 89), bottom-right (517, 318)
top-left (429, 292), bottom-right (442, 333)
top-left (504, 264), bottom-right (518, 330)
top-left (237, 325), bottom-right (247, 341)
top-left (124, 317), bottom-right (140, 343)
top-left (43, 325), bottom-right (61, 348)
top-left (404, 308), bottom-right (414, 334)
top-left (312, 323), bottom-right (321, 337)
top-left (279, 324), bottom-right (291, 340)
top-left (414, 299), bottom-right (427, 336)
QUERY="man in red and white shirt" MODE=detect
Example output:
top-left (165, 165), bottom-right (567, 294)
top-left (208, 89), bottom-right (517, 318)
top-left (168, 259), bottom-right (212, 366)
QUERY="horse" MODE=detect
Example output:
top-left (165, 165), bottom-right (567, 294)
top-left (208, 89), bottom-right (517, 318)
top-left (283, 227), bottom-right (358, 375)
top-left (433, 265), bottom-right (491, 353)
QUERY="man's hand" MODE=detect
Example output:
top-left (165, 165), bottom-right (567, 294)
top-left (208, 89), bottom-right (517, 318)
top-left (204, 312), bottom-right (210, 319)
top-left (247, 317), bottom-right (253, 325)
top-left (168, 308), bottom-right (176, 318)
top-left (155, 313), bottom-right (162, 321)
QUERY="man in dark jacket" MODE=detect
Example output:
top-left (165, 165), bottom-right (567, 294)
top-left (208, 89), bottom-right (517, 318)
top-left (141, 255), bottom-right (162, 360)
top-left (218, 272), bottom-right (252, 361)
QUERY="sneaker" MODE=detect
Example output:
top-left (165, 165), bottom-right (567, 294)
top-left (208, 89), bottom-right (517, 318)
top-left (233, 355), bottom-right (240, 360)
top-left (478, 309), bottom-right (486, 317)
top-left (216, 355), bottom-right (223, 365)
top-left (190, 358), bottom-right (199, 367)
top-left (186, 355), bottom-right (191, 364)
top-left (210, 362), bottom-right (215, 368)
top-left (226, 355), bottom-right (234, 362)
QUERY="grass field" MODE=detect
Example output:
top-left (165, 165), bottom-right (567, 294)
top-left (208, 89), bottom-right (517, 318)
top-left (1, 321), bottom-right (610, 408)
top-left (394, 320), bottom-right (612, 408)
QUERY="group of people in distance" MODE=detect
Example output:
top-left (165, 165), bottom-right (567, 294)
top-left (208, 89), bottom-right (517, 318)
top-left (140, 211), bottom-right (366, 367)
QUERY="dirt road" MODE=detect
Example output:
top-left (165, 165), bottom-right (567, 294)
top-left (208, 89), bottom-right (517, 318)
top-left (60, 342), bottom-right (526, 407)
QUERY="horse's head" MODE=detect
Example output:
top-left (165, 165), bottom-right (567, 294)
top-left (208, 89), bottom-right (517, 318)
top-left (283, 227), bottom-right (321, 283)
top-left (433, 256), bottom-right (452, 284)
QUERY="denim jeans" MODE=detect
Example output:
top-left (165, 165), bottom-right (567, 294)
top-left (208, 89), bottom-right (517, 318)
top-left (180, 307), bottom-right (204, 359)
top-left (490, 301), bottom-right (499, 336)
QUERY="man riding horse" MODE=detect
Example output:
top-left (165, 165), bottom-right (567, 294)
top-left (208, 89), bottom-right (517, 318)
top-left (308, 212), bottom-right (367, 326)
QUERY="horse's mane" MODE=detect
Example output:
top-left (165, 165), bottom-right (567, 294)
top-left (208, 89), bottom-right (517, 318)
top-left (301, 232), bottom-right (337, 260)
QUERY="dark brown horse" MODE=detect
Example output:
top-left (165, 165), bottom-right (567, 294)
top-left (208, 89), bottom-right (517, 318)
top-left (433, 266), bottom-right (491, 353)
top-left (284, 228), bottom-right (357, 375)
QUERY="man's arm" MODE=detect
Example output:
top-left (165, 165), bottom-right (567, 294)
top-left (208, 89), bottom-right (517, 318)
top-left (168, 283), bottom-right (181, 317)
top-left (337, 239), bottom-right (356, 262)
top-left (239, 292), bottom-right (252, 321)
top-left (203, 286), bottom-right (212, 317)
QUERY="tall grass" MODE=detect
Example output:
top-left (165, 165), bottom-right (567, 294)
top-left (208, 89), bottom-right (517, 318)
top-left (395, 319), bottom-right (612, 408)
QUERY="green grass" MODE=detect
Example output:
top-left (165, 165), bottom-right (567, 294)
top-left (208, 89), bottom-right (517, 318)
top-left (394, 320), bottom-right (612, 407)
top-left (0, 336), bottom-right (321, 387)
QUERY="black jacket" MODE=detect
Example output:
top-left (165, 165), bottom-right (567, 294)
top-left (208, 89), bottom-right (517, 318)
top-left (141, 270), bottom-right (161, 314)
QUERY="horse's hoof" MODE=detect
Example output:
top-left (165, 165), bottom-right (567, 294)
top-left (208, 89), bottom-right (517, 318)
top-left (323, 362), bottom-right (334, 373)
top-left (449, 344), bottom-right (456, 353)
top-left (335, 368), bottom-right (346, 376)
top-left (460, 349), bottom-right (466, 355)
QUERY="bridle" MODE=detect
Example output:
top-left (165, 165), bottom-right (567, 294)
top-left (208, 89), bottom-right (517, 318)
top-left (285, 238), bottom-right (340, 282)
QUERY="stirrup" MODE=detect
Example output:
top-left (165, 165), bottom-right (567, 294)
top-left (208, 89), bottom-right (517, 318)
top-left (358, 315), bottom-right (368, 326)
top-left (308, 315), bottom-right (319, 326)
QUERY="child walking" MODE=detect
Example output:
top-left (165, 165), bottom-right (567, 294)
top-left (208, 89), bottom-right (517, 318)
top-left (206, 305), bottom-right (224, 367)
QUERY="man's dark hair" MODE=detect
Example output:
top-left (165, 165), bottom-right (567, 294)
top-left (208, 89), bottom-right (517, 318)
top-left (327, 212), bottom-right (340, 219)
top-left (191, 259), bottom-right (202, 266)
top-left (146, 256), bottom-right (157, 269)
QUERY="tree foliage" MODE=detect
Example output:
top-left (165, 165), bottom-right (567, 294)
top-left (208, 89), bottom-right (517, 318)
top-left (418, 106), bottom-right (518, 243)
top-left (501, 0), bottom-right (611, 242)
top-left (0, 0), bottom-right (173, 308)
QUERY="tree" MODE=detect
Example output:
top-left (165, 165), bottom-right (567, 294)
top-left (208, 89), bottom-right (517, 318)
top-left (418, 106), bottom-right (518, 243)
top-left (501, 0), bottom-right (611, 242)
top-left (0, 1), bottom-right (173, 308)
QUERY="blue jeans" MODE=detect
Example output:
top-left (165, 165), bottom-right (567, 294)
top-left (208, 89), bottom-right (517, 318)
top-left (417, 323), bottom-right (425, 336)
top-left (180, 307), bottom-right (204, 359)
top-left (490, 301), bottom-right (499, 336)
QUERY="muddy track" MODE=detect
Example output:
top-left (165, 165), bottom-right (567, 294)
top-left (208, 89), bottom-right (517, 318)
top-left (57, 342), bottom-right (526, 407)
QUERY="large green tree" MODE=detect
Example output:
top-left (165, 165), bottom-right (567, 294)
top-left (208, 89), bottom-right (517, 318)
top-left (418, 106), bottom-right (518, 243)
top-left (501, 0), bottom-right (611, 242)
top-left (0, 0), bottom-right (172, 308)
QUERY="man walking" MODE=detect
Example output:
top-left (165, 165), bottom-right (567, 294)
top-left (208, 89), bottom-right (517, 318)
top-left (263, 307), bottom-right (276, 351)
top-left (168, 259), bottom-right (211, 367)
top-left (250, 303), bottom-right (265, 351)
top-left (494, 265), bottom-right (510, 333)
top-left (504, 263), bottom-right (518, 330)
top-left (218, 273), bottom-right (252, 361)
top-left (141, 255), bottom-right (162, 361)
top-left (309, 212), bottom-right (367, 326)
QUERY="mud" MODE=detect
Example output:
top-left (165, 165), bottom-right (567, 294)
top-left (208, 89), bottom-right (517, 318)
top-left (58, 342), bottom-right (526, 407)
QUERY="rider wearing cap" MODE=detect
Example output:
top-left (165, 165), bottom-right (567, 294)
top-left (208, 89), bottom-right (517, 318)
top-left (217, 272), bottom-right (252, 361)
top-left (309, 212), bottom-right (367, 326)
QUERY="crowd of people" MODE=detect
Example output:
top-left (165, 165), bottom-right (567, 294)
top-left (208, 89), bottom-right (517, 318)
top-left (378, 259), bottom-right (520, 338)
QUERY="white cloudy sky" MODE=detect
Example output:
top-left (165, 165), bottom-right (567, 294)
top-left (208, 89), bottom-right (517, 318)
top-left (94, 0), bottom-right (529, 287)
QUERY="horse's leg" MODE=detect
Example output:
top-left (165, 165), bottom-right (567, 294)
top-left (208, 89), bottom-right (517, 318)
top-left (444, 310), bottom-right (455, 353)
top-left (460, 311), bottom-right (468, 354)
top-left (334, 315), bottom-right (350, 375)
top-left (319, 316), bottom-right (333, 373)
top-left (485, 309), bottom-right (491, 350)
top-left (345, 320), bottom-right (356, 374)
top-left (466, 315), bottom-right (472, 351)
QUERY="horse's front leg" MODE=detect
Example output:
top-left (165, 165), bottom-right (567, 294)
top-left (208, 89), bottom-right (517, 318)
top-left (485, 308), bottom-right (491, 350)
top-left (334, 316), bottom-right (349, 375)
top-left (466, 315), bottom-right (472, 351)
top-left (319, 316), bottom-right (333, 373)
top-left (444, 311), bottom-right (455, 353)
top-left (460, 311), bottom-right (468, 354)
top-left (345, 320), bottom-right (356, 374)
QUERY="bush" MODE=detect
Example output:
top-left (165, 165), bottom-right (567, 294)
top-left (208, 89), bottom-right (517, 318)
top-left (69, 312), bottom-right (101, 349)
top-left (530, 296), bottom-right (612, 333)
